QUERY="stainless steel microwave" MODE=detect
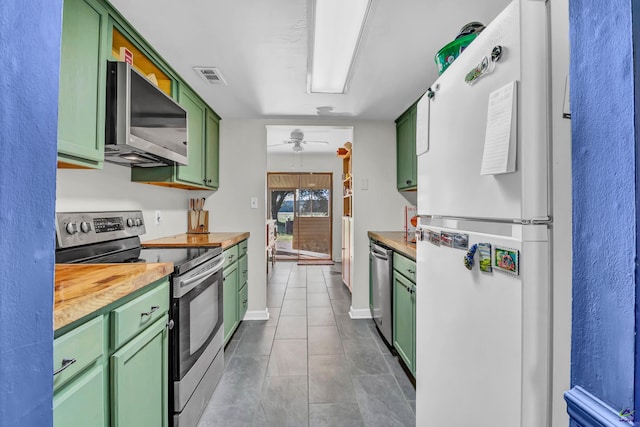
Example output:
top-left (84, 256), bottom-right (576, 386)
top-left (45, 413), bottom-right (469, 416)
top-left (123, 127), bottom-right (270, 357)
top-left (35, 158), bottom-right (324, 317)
top-left (105, 61), bottom-right (188, 167)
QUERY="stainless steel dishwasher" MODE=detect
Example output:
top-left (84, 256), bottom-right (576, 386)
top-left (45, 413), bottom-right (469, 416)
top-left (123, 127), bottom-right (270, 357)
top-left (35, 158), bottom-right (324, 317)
top-left (370, 242), bottom-right (393, 346)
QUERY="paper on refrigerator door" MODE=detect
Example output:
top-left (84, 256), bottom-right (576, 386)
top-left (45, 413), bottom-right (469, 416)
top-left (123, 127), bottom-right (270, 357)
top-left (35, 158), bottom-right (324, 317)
top-left (416, 95), bottom-right (429, 156)
top-left (480, 81), bottom-right (517, 175)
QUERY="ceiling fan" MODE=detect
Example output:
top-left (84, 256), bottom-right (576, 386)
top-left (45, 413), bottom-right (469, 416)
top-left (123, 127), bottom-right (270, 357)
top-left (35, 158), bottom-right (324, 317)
top-left (268, 129), bottom-right (329, 152)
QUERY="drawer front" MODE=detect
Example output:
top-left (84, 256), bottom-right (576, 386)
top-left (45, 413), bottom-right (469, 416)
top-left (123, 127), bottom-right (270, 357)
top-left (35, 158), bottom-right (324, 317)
top-left (223, 245), bottom-right (239, 270)
top-left (238, 239), bottom-right (248, 256)
top-left (239, 253), bottom-right (248, 285)
top-left (54, 315), bottom-right (104, 392)
top-left (111, 279), bottom-right (169, 349)
top-left (393, 252), bottom-right (416, 283)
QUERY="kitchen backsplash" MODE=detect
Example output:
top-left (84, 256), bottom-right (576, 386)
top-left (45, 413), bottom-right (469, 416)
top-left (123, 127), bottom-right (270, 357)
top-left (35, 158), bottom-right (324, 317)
top-left (56, 162), bottom-right (208, 240)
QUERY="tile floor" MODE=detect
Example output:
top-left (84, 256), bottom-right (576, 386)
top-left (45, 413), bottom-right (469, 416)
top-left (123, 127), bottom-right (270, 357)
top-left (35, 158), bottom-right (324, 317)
top-left (198, 261), bottom-right (416, 427)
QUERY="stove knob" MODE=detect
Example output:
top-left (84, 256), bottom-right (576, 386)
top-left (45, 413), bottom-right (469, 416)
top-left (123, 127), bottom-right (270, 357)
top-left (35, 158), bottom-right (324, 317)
top-left (126, 218), bottom-right (134, 227)
top-left (65, 222), bottom-right (78, 235)
top-left (135, 218), bottom-right (142, 226)
top-left (80, 222), bottom-right (91, 233)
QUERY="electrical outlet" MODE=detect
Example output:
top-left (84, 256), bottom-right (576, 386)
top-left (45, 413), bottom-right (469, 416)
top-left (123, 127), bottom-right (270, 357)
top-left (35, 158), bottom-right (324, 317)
top-left (250, 197), bottom-right (258, 209)
top-left (155, 210), bottom-right (162, 224)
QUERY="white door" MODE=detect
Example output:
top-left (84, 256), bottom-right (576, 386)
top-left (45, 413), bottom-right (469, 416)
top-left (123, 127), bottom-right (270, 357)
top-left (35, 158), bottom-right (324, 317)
top-left (415, 219), bottom-right (550, 427)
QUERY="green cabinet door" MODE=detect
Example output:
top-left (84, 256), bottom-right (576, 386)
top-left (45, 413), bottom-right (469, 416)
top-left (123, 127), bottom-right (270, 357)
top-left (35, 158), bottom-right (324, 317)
top-left (54, 364), bottom-right (106, 427)
top-left (369, 245), bottom-right (374, 311)
top-left (57, 0), bottom-right (108, 168)
top-left (111, 315), bottom-right (168, 427)
top-left (238, 282), bottom-right (248, 322)
top-left (205, 109), bottom-right (220, 189)
top-left (176, 85), bottom-right (206, 186)
top-left (223, 265), bottom-right (239, 344)
top-left (396, 103), bottom-right (417, 191)
top-left (393, 271), bottom-right (415, 374)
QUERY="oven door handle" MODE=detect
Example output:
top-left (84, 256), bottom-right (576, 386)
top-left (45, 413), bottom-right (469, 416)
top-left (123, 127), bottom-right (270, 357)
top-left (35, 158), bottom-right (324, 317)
top-left (177, 256), bottom-right (225, 293)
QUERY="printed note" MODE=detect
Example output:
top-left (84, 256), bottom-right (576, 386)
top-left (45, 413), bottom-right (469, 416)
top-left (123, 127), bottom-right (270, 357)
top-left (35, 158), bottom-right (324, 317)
top-left (416, 96), bottom-right (429, 156)
top-left (480, 81), bottom-right (517, 175)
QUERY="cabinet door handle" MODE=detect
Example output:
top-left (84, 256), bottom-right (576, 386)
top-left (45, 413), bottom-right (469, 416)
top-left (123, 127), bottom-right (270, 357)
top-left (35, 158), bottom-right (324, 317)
top-left (141, 306), bottom-right (160, 318)
top-left (406, 180), bottom-right (412, 185)
top-left (407, 269), bottom-right (415, 274)
top-left (53, 358), bottom-right (77, 376)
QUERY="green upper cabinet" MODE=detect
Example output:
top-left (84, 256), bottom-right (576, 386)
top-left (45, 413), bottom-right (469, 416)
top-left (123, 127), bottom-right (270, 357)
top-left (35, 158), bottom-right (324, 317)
top-left (205, 109), bottom-right (220, 189)
top-left (176, 85), bottom-right (206, 186)
top-left (56, 0), bottom-right (221, 185)
top-left (57, 0), bottom-right (108, 169)
top-left (396, 102), bottom-right (418, 191)
top-left (130, 86), bottom-right (220, 190)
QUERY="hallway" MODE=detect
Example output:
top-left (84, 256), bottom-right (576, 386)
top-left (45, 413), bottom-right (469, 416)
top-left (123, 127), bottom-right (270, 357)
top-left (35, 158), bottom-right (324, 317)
top-left (198, 262), bottom-right (416, 426)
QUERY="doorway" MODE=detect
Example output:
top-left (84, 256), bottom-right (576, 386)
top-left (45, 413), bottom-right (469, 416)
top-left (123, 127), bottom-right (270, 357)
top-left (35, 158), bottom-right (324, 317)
top-left (268, 173), bottom-right (333, 264)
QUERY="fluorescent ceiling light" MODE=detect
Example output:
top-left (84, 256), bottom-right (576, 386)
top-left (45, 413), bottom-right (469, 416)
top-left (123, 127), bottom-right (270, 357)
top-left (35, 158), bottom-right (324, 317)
top-left (309, 0), bottom-right (371, 94)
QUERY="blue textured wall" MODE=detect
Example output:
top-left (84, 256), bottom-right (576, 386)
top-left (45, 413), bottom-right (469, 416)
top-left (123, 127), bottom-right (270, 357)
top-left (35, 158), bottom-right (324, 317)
top-left (0, 0), bottom-right (61, 425)
top-left (570, 0), bottom-right (636, 415)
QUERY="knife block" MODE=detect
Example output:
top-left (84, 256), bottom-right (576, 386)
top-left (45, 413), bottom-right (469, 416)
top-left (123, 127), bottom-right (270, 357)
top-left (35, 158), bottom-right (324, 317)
top-left (187, 210), bottom-right (209, 234)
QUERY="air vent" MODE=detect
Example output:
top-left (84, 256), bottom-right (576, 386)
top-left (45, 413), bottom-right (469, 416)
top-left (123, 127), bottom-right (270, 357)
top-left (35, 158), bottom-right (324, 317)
top-left (193, 67), bottom-right (227, 86)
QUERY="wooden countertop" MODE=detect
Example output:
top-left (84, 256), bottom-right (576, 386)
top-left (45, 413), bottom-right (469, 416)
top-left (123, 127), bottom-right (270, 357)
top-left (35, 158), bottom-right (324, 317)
top-left (54, 263), bottom-right (173, 330)
top-left (368, 231), bottom-right (416, 260)
top-left (142, 232), bottom-right (250, 249)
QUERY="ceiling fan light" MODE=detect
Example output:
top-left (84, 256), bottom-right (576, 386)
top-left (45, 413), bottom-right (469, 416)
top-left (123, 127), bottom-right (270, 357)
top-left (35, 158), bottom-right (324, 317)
top-left (292, 144), bottom-right (304, 153)
top-left (308, 0), bottom-right (372, 94)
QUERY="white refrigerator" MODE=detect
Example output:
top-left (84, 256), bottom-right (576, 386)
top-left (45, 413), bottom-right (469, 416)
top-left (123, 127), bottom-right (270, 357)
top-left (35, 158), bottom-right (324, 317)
top-left (415, 1), bottom-right (553, 426)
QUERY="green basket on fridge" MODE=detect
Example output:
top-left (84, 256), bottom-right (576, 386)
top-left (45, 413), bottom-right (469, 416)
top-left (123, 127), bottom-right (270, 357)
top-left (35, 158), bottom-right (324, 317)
top-left (434, 22), bottom-right (485, 75)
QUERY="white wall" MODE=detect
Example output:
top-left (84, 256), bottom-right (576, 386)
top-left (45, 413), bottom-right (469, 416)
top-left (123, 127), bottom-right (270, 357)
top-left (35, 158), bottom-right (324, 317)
top-left (206, 120), bottom-right (268, 317)
top-left (57, 118), bottom-right (409, 322)
top-left (351, 122), bottom-right (409, 313)
top-left (266, 152), bottom-right (344, 262)
top-left (215, 118), bottom-right (408, 320)
top-left (56, 162), bottom-right (203, 240)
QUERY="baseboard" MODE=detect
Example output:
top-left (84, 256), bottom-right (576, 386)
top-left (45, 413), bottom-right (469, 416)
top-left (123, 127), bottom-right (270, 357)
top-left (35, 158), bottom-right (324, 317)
top-left (243, 309), bottom-right (270, 321)
top-left (564, 386), bottom-right (634, 426)
top-left (348, 307), bottom-right (372, 319)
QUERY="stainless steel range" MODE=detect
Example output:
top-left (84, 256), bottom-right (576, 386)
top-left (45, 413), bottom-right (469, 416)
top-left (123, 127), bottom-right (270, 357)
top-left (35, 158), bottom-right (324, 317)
top-left (55, 211), bottom-right (225, 427)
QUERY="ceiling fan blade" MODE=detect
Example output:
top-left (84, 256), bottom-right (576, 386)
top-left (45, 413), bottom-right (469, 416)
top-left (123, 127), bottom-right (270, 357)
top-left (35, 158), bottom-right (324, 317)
top-left (302, 140), bottom-right (329, 144)
top-left (268, 141), bottom-right (293, 147)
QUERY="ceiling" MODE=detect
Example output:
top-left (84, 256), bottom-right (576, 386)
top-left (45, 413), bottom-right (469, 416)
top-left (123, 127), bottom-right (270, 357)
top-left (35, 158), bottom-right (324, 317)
top-left (266, 126), bottom-right (353, 154)
top-left (109, 0), bottom-right (510, 120)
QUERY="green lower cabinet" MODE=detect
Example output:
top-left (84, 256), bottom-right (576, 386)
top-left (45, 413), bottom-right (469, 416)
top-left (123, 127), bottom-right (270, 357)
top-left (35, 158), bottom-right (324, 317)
top-left (222, 239), bottom-right (249, 344)
top-left (223, 264), bottom-right (239, 344)
top-left (111, 314), bottom-right (168, 427)
top-left (53, 364), bottom-right (106, 427)
top-left (238, 282), bottom-right (248, 321)
top-left (393, 270), bottom-right (416, 376)
top-left (369, 244), bottom-right (374, 311)
top-left (53, 278), bottom-right (170, 427)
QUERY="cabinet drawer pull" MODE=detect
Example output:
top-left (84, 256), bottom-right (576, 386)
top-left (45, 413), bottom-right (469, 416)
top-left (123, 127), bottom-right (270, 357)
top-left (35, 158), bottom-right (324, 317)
top-left (407, 269), bottom-right (415, 274)
top-left (141, 306), bottom-right (160, 318)
top-left (53, 358), bottom-right (77, 376)
top-left (406, 180), bottom-right (412, 185)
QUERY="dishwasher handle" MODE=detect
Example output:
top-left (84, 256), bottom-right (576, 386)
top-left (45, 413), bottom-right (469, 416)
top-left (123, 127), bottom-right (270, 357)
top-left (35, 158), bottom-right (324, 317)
top-left (370, 244), bottom-right (391, 260)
